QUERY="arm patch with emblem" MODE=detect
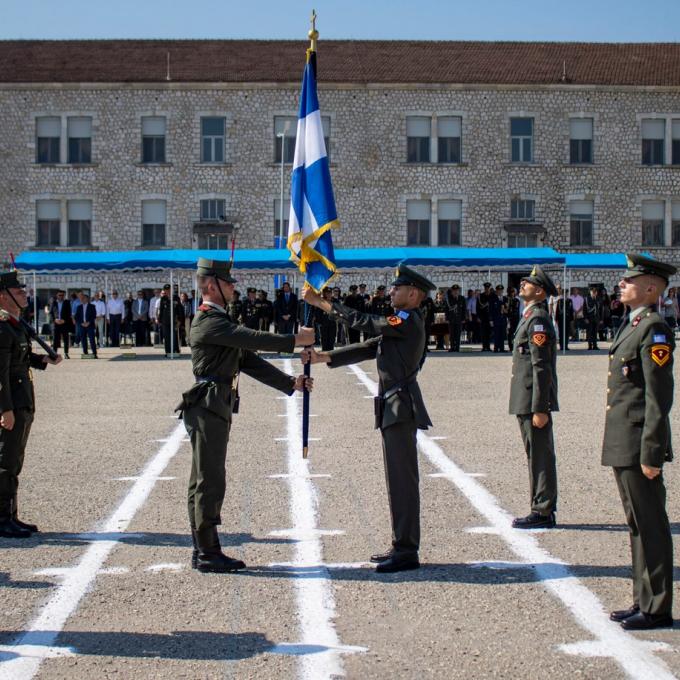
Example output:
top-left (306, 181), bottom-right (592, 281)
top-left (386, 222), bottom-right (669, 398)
top-left (387, 315), bottom-right (403, 326)
top-left (651, 344), bottom-right (671, 367)
top-left (531, 332), bottom-right (547, 346)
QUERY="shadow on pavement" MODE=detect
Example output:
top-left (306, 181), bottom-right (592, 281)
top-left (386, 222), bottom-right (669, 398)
top-left (0, 630), bottom-right (273, 661)
top-left (558, 522), bottom-right (680, 534)
top-left (0, 572), bottom-right (53, 590)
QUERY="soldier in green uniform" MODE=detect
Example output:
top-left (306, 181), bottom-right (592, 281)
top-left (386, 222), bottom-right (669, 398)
top-left (603, 254), bottom-right (676, 630)
top-left (508, 266), bottom-right (559, 529)
top-left (301, 263), bottom-right (435, 573)
top-left (0, 271), bottom-right (62, 538)
top-left (177, 258), bottom-right (314, 573)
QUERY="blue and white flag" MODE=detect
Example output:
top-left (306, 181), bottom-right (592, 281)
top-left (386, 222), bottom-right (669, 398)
top-left (287, 51), bottom-right (339, 292)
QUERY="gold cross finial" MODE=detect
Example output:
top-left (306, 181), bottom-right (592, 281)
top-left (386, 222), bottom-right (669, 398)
top-left (308, 9), bottom-right (319, 51)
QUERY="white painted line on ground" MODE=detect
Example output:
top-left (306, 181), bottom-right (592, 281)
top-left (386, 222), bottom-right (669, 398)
top-left (0, 422), bottom-right (188, 680)
top-left (348, 364), bottom-right (676, 680)
top-left (97, 566), bottom-right (130, 575)
top-left (145, 563), bottom-right (184, 573)
top-left (275, 437), bottom-right (321, 442)
top-left (268, 474), bottom-right (332, 480)
top-left (465, 526), bottom-right (501, 535)
top-left (429, 472), bottom-right (487, 479)
top-left (428, 436), bottom-right (448, 440)
top-left (113, 476), bottom-right (176, 481)
top-left (269, 562), bottom-right (372, 570)
top-left (467, 560), bottom-right (532, 570)
top-left (268, 359), bottom-right (366, 678)
top-left (268, 529), bottom-right (345, 539)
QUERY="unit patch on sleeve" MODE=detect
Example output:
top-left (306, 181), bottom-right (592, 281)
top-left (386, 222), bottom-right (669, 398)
top-left (533, 324), bottom-right (544, 331)
top-left (653, 334), bottom-right (668, 343)
top-left (650, 344), bottom-right (671, 367)
top-left (397, 310), bottom-right (410, 320)
top-left (387, 315), bottom-right (403, 326)
top-left (531, 332), bottom-right (547, 347)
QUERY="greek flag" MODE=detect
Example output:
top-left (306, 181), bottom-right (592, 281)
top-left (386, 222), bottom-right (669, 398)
top-left (287, 50), bottom-right (339, 292)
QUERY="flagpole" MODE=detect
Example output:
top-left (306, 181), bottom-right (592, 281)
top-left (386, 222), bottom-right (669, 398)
top-left (302, 10), bottom-right (319, 460)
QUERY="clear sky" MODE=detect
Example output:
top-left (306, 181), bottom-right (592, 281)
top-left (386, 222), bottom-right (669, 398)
top-left (1, 0), bottom-right (679, 42)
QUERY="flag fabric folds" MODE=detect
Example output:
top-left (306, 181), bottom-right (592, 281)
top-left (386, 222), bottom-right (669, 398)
top-left (287, 51), bottom-right (339, 292)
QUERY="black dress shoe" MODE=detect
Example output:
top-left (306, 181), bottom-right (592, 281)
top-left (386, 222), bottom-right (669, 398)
top-left (610, 604), bottom-right (639, 622)
top-left (0, 518), bottom-right (32, 538)
top-left (375, 554), bottom-right (420, 573)
top-left (197, 553), bottom-right (246, 573)
top-left (13, 518), bottom-right (38, 533)
top-left (370, 550), bottom-right (394, 564)
top-left (512, 511), bottom-right (556, 529)
top-left (621, 611), bottom-right (673, 630)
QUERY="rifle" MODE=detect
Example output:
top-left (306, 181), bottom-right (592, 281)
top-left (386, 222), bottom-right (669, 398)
top-left (20, 316), bottom-right (59, 361)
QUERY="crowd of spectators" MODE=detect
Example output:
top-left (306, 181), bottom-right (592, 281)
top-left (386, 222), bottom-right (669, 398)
top-left (25, 280), bottom-right (680, 358)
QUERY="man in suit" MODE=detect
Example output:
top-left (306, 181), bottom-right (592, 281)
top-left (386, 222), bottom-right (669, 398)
top-left (50, 289), bottom-right (72, 359)
top-left (131, 291), bottom-right (149, 347)
top-left (74, 292), bottom-right (97, 357)
top-left (478, 282), bottom-right (493, 351)
top-left (301, 263), bottom-right (436, 573)
top-left (445, 284), bottom-right (467, 352)
top-left (0, 271), bottom-right (62, 537)
top-left (603, 254), bottom-right (676, 631)
top-left (274, 282), bottom-right (297, 334)
top-left (509, 266), bottom-right (559, 529)
top-left (584, 285), bottom-right (603, 350)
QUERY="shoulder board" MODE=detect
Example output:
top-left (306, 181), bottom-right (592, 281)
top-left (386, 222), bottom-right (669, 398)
top-left (397, 310), bottom-right (410, 320)
top-left (198, 304), bottom-right (212, 312)
top-left (387, 315), bottom-right (403, 326)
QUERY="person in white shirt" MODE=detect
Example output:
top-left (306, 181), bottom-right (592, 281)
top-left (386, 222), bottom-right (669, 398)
top-left (94, 291), bottom-right (107, 348)
top-left (148, 289), bottom-right (162, 345)
top-left (106, 290), bottom-right (125, 347)
top-left (569, 287), bottom-right (584, 341)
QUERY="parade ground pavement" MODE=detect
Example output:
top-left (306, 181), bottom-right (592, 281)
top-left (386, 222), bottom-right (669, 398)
top-left (1, 342), bottom-right (680, 680)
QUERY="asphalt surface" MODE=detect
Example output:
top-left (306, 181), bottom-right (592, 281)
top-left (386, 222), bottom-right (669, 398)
top-left (0, 342), bottom-right (679, 679)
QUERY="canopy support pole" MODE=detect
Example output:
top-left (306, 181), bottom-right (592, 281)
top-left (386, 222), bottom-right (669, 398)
top-left (170, 270), bottom-right (174, 358)
top-left (104, 274), bottom-right (109, 349)
top-left (562, 265), bottom-right (567, 356)
top-left (32, 272), bottom-right (38, 332)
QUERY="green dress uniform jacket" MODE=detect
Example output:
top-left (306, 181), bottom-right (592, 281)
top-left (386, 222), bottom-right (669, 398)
top-left (178, 303), bottom-right (297, 532)
top-left (0, 315), bottom-right (47, 519)
top-left (601, 307), bottom-right (674, 617)
top-left (508, 301), bottom-right (559, 516)
top-left (324, 301), bottom-right (430, 557)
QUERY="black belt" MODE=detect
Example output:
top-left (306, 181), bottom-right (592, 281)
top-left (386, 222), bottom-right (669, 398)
top-left (380, 373), bottom-right (418, 400)
top-left (194, 375), bottom-right (235, 386)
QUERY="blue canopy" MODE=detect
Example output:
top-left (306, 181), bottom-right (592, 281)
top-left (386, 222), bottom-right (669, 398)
top-left (15, 247), bottom-right (565, 273)
top-left (564, 253), bottom-right (629, 269)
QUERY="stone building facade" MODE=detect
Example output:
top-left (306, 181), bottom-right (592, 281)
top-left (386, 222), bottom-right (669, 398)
top-left (1, 40), bottom-right (680, 294)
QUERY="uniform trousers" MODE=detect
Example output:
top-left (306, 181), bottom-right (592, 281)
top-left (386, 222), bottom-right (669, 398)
top-left (381, 421), bottom-right (420, 556)
top-left (480, 317), bottom-right (491, 351)
top-left (448, 319), bottom-right (462, 351)
top-left (163, 323), bottom-right (181, 354)
top-left (0, 408), bottom-right (34, 518)
top-left (516, 414), bottom-right (557, 515)
top-left (614, 466), bottom-right (673, 616)
top-left (183, 406), bottom-right (232, 532)
top-left (492, 317), bottom-right (506, 351)
top-left (586, 318), bottom-right (599, 348)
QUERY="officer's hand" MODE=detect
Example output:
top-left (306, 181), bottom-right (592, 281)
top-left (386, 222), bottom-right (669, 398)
top-left (293, 375), bottom-right (314, 392)
top-left (300, 348), bottom-right (329, 365)
top-left (1, 410), bottom-right (15, 431)
top-left (532, 412), bottom-right (549, 428)
top-left (641, 464), bottom-right (661, 480)
top-left (301, 286), bottom-right (322, 307)
top-left (294, 326), bottom-right (315, 347)
top-left (43, 355), bottom-right (63, 365)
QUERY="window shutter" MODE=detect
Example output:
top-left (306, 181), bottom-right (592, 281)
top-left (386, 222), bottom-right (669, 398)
top-left (37, 117), bottom-right (61, 137)
top-left (438, 116), bottom-right (461, 137)
top-left (68, 200), bottom-right (92, 220)
top-left (67, 117), bottom-right (92, 137)
top-left (406, 117), bottom-right (431, 137)
top-left (642, 201), bottom-right (665, 220)
top-left (142, 200), bottom-right (166, 224)
top-left (438, 200), bottom-right (461, 220)
top-left (641, 119), bottom-right (665, 139)
top-left (407, 200), bottom-right (431, 220)
top-left (37, 200), bottom-right (60, 219)
top-left (570, 200), bottom-right (593, 216)
top-left (570, 118), bottom-right (593, 140)
top-left (274, 117), bottom-right (295, 135)
top-left (142, 117), bottom-right (166, 136)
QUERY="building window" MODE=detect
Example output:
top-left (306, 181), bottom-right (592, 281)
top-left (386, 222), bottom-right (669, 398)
top-left (142, 116), bottom-right (166, 163)
top-left (569, 118), bottom-right (593, 164)
top-left (569, 200), bottom-right (594, 246)
top-left (406, 116), bottom-right (431, 163)
top-left (36, 200), bottom-right (61, 246)
top-left (406, 199), bottom-right (431, 245)
top-left (201, 117), bottom-right (225, 163)
top-left (274, 116), bottom-right (297, 163)
top-left (36, 117), bottom-right (61, 163)
top-left (274, 198), bottom-right (290, 244)
top-left (142, 200), bottom-right (166, 246)
top-left (641, 119), bottom-right (665, 165)
top-left (200, 199), bottom-right (226, 222)
top-left (510, 117), bottom-right (533, 163)
top-left (672, 202), bottom-right (680, 246)
top-left (437, 116), bottom-right (461, 163)
top-left (510, 197), bottom-right (535, 221)
top-left (67, 117), bottom-right (92, 164)
top-left (437, 200), bottom-right (461, 245)
top-left (641, 201), bottom-right (665, 246)
top-left (507, 233), bottom-right (538, 248)
top-left (672, 120), bottom-right (680, 165)
top-left (67, 200), bottom-right (92, 246)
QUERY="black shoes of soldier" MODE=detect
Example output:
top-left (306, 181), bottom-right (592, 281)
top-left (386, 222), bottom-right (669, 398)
top-left (13, 518), bottom-right (38, 533)
top-left (195, 527), bottom-right (246, 573)
top-left (0, 518), bottom-right (32, 538)
top-left (370, 550), bottom-right (394, 564)
top-left (610, 604), bottom-right (639, 622)
top-left (620, 611), bottom-right (673, 630)
top-left (375, 554), bottom-right (420, 573)
top-left (512, 511), bottom-right (556, 529)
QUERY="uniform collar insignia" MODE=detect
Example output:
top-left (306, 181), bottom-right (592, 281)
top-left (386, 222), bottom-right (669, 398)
top-left (632, 315), bottom-right (641, 327)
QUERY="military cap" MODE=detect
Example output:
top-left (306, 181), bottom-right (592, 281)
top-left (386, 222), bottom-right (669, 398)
top-left (162, 283), bottom-right (171, 290)
top-left (359, 283), bottom-right (367, 288)
top-left (483, 282), bottom-right (492, 288)
top-left (623, 253), bottom-right (677, 284)
top-left (0, 271), bottom-right (26, 291)
top-left (451, 284), bottom-right (460, 290)
top-left (349, 284), bottom-right (358, 291)
top-left (247, 287), bottom-right (256, 294)
top-left (390, 262), bottom-right (436, 293)
top-left (196, 257), bottom-right (237, 283)
top-left (495, 284), bottom-right (505, 291)
top-left (377, 285), bottom-right (386, 291)
top-left (521, 265), bottom-right (558, 297)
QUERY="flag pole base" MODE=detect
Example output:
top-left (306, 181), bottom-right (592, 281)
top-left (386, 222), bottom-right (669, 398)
top-left (303, 446), bottom-right (308, 459)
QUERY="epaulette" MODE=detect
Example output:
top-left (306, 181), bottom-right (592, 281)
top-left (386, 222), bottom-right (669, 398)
top-left (198, 304), bottom-right (211, 312)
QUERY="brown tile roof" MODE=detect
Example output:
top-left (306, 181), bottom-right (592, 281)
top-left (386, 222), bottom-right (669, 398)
top-left (0, 40), bottom-right (679, 86)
